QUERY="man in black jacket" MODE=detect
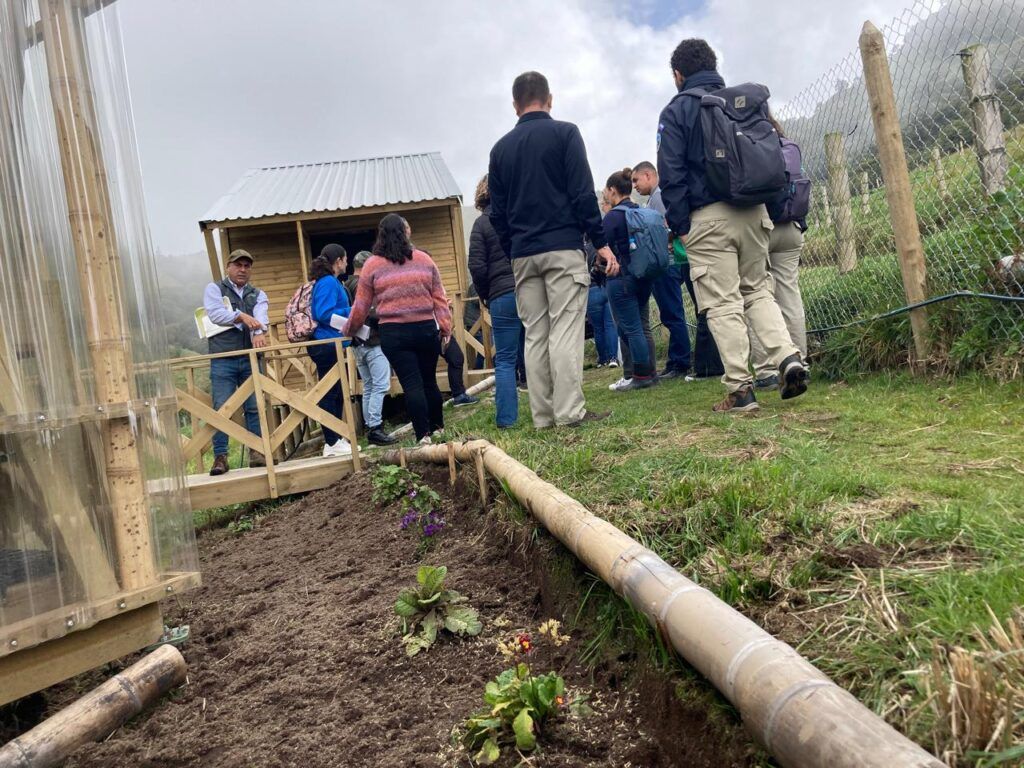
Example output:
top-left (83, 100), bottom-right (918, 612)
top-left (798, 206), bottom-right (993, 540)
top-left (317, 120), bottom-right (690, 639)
top-left (488, 71), bottom-right (618, 428)
top-left (657, 39), bottom-right (807, 413)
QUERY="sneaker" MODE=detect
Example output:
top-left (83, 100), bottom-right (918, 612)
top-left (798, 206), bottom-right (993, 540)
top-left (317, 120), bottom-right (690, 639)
top-left (659, 367), bottom-right (686, 380)
top-left (323, 438), bottom-right (353, 458)
top-left (753, 374), bottom-right (779, 391)
top-left (778, 354), bottom-right (809, 401)
top-left (617, 375), bottom-right (659, 392)
top-left (209, 454), bottom-right (229, 476)
top-left (517, 380), bottom-right (529, 393)
top-left (565, 409), bottom-right (612, 427)
top-left (608, 377), bottom-right (632, 391)
top-left (608, 360), bottom-right (619, 368)
top-left (595, 362), bottom-right (607, 369)
top-left (367, 426), bottom-right (398, 446)
top-left (248, 450), bottom-right (266, 468)
top-left (712, 386), bottom-right (760, 414)
top-left (418, 435), bottom-right (433, 446)
top-left (451, 393), bottom-right (480, 408)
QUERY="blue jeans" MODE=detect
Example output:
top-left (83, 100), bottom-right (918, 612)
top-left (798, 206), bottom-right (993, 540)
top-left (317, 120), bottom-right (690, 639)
top-left (355, 344), bottom-right (391, 429)
top-left (489, 292), bottom-right (522, 428)
top-left (651, 265), bottom-right (691, 372)
top-left (586, 284), bottom-right (618, 364)
top-left (606, 274), bottom-right (655, 378)
top-left (210, 356), bottom-right (261, 457)
top-left (308, 343), bottom-right (346, 446)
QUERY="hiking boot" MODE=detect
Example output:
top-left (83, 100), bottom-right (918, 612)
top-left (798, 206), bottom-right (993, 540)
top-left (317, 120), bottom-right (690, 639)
top-left (753, 374), bottom-right (779, 391)
top-left (451, 393), bottom-right (480, 408)
top-left (249, 450), bottom-right (266, 468)
top-left (367, 426), bottom-right (397, 446)
top-left (565, 409), bottom-right (612, 427)
top-left (209, 454), bottom-right (229, 476)
top-left (712, 387), bottom-right (760, 414)
top-left (608, 377), bottom-right (632, 391)
top-left (659, 367), bottom-right (686, 380)
top-left (778, 354), bottom-right (809, 400)
top-left (617, 375), bottom-right (658, 392)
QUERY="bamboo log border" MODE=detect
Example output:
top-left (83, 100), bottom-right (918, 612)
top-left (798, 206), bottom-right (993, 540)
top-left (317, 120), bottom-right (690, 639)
top-left (383, 440), bottom-right (945, 768)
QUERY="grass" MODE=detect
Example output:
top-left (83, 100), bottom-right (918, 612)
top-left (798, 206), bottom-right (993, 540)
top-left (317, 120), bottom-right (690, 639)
top-left (442, 366), bottom-right (1024, 764)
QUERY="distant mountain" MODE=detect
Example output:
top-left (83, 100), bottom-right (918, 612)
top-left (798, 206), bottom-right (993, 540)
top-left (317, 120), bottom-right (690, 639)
top-left (155, 250), bottom-right (213, 355)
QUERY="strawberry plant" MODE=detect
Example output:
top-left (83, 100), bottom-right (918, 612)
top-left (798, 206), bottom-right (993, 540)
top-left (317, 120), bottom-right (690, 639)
top-left (394, 565), bottom-right (481, 656)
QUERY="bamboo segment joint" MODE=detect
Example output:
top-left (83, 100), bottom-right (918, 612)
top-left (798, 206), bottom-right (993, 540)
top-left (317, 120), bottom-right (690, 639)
top-left (763, 679), bottom-right (834, 751)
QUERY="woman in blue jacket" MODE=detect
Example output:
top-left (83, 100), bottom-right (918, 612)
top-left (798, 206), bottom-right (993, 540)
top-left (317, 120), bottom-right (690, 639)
top-left (308, 243), bottom-right (352, 457)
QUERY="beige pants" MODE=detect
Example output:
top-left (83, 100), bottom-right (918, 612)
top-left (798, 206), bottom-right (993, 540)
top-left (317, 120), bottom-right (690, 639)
top-left (512, 249), bottom-right (589, 427)
top-left (686, 202), bottom-right (799, 393)
top-left (748, 221), bottom-right (808, 379)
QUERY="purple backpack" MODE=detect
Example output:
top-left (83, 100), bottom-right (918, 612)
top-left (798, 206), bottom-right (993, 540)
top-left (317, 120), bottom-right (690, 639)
top-left (776, 138), bottom-right (811, 223)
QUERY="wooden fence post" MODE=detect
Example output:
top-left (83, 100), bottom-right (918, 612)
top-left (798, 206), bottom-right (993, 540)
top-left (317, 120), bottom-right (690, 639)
top-left (825, 132), bottom-right (858, 274)
top-left (932, 146), bottom-right (949, 200)
top-left (820, 186), bottom-right (833, 227)
top-left (959, 43), bottom-right (1009, 196)
top-left (860, 21), bottom-right (930, 364)
top-left (860, 170), bottom-right (871, 215)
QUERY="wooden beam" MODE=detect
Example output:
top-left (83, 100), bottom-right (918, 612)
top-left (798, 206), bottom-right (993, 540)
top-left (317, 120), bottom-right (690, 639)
top-left (297, 220), bottom-right (309, 283)
top-left (186, 455), bottom-right (355, 511)
top-left (175, 384), bottom-right (264, 456)
top-left (201, 197), bottom-right (458, 231)
top-left (450, 202), bottom-right (469, 294)
top-left (202, 226), bottom-right (222, 281)
top-left (248, 351), bottom-right (277, 497)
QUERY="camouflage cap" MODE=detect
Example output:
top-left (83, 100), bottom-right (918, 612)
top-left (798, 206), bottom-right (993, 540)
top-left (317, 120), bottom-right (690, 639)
top-left (353, 250), bottom-right (373, 268)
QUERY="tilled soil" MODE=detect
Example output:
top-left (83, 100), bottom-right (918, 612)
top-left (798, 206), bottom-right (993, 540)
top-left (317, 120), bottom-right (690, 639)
top-left (3, 466), bottom-right (759, 767)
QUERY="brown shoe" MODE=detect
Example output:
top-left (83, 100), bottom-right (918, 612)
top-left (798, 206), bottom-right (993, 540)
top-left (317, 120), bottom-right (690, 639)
top-left (565, 409), bottom-right (612, 427)
top-left (712, 386), bottom-right (760, 414)
top-left (249, 450), bottom-right (266, 468)
top-left (209, 454), bottom-right (229, 476)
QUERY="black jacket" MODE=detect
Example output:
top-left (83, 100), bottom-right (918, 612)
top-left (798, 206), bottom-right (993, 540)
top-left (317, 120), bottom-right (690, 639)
top-left (656, 69), bottom-right (727, 236)
top-left (601, 199), bottom-right (639, 269)
top-left (467, 208), bottom-right (515, 304)
top-left (488, 111), bottom-right (607, 259)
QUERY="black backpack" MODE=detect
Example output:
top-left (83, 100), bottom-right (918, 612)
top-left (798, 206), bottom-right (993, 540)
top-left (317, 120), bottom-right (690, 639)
top-left (684, 83), bottom-right (787, 206)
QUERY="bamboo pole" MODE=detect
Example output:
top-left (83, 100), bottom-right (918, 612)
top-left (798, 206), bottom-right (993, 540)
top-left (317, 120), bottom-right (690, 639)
top-left (859, 21), bottom-right (930, 363)
top-left (825, 132), bottom-right (857, 273)
top-left (41, 0), bottom-right (156, 588)
top-left (383, 440), bottom-right (945, 768)
top-left (0, 644), bottom-right (187, 768)
top-left (959, 44), bottom-right (1008, 196)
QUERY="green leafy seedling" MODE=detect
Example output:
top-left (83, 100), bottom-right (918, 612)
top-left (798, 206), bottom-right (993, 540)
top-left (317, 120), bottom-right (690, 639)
top-left (394, 565), bottom-right (482, 656)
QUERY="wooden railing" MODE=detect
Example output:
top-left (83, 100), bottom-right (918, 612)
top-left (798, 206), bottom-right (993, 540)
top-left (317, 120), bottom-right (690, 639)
top-left (452, 292), bottom-right (494, 379)
top-left (169, 338), bottom-right (362, 487)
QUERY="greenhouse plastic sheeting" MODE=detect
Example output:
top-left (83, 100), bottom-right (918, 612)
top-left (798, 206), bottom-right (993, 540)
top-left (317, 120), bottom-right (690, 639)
top-left (0, 0), bottom-right (198, 652)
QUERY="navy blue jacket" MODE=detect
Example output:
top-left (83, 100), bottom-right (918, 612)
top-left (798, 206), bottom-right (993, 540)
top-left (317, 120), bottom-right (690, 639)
top-left (656, 69), bottom-right (726, 236)
top-left (601, 199), bottom-right (639, 269)
top-left (488, 111), bottom-right (607, 259)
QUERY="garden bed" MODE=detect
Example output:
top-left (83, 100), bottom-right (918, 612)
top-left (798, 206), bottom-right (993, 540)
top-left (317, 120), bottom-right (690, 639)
top-left (2, 465), bottom-right (762, 767)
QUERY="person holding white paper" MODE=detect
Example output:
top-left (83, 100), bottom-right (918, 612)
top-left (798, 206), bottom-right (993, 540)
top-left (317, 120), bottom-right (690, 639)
top-left (309, 244), bottom-right (353, 457)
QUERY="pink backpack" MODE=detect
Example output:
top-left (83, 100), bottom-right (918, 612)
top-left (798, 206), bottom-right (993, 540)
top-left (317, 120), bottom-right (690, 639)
top-left (284, 281), bottom-right (317, 342)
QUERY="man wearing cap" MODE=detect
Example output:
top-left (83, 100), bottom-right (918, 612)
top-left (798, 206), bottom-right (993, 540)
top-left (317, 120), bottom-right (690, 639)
top-left (202, 249), bottom-right (269, 475)
top-left (344, 251), bottom-right (397, 446)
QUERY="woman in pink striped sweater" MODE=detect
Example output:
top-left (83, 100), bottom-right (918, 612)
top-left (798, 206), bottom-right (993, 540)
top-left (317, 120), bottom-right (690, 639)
top-left (345, 214), bottom-right (452, 443)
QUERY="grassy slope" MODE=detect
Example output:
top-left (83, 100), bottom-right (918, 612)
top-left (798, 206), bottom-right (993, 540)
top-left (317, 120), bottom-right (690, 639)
top-left (443, 368), bottom-right (1024, 759)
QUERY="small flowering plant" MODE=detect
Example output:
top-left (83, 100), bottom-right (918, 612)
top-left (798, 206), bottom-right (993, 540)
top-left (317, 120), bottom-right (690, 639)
top-left (371, 465), bottom-right (446, 549)
top-left (394, 565), bottom-right (482, 657)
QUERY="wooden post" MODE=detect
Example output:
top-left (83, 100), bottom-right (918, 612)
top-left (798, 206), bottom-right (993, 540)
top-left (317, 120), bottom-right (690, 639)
top-left (296, 220), bottom-right (309, 283)
top-left (41, 0), bottom-right (156, 588)
top-left (932, 147), bottom-right (948, 201)
top-left (447, 442), bottom-right (457, 486)
top-left (335, 339), bottom-right (361, 472)
top-left (860, 21), bottom-right (930, 363)
top-left (202, 227), bottom-right (222, 280)
top-left (474, 448), bottom-right (487, 510)
top-left (248, 351), bottom-right (277, 497)
top-left (860, 170), bottom-right (871, 215)
top-left (820, 187), bottom-right (833, 227)
top-left (825, 132), bottom-right (857, 274)
top-left (218, 229), bottom-right (231, 276)
top-left (960, 44), bottom-right (1008, 196)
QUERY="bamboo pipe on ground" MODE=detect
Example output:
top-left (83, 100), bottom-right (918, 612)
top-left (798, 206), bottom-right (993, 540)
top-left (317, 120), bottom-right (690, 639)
top-left (382, 440), bottom-right (945, 768)
top-left (0, 644), bottom-right (187, 768)
top-left (388, 376), bottom-right (495, 440)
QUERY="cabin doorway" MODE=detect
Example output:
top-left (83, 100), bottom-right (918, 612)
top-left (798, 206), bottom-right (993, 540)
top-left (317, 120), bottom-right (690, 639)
top-left (308, 228), bottom-right (376, 279)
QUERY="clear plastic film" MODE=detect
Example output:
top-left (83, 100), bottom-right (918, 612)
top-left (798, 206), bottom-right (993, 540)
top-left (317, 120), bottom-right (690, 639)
top-left (0, 0), bottom-right (198, 654)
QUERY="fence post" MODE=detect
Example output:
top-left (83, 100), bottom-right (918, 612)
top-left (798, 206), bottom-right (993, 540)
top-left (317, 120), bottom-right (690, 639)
top-left (932, 146), bottom-right (949, 200)
top-left (859, 21), bottom-right (930, 364)
top-left (860, 170), bottom-right (871, 215)
top-left (959, 44), bottom-right (1009, 196)
top-left (825, 132), bottom-right (858, 273)
top-left (820, 186), bottom-right (833, 227)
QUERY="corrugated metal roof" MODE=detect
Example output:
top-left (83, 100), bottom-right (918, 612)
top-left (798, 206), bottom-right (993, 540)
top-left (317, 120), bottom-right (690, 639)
top-left (201, 152), bottom-right (462, 224)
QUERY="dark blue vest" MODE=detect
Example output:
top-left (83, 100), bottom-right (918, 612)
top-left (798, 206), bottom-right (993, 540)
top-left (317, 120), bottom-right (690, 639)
top-left (208, 279), bottom-right (261, 354)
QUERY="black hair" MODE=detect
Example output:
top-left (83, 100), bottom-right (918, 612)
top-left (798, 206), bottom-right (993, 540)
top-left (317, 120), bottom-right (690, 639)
top-left (632, 160), bottom-right (656, 174)
top-left (605, 167), bottom-right (633, 197)
top-left (310, 243), bottom-right (346, 280)
top-left (766, 106), bottom-right (786, 138)
top-left (512, 71), bottom-right (550, 110)
top-left (670, 39), bottom-right (717, 78)
top-left (373, 213), bottom-right (414, 265)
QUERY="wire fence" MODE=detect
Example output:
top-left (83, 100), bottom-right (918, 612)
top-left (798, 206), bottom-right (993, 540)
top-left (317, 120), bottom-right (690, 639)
top-left (775, 0), bottom-right (1024, 373)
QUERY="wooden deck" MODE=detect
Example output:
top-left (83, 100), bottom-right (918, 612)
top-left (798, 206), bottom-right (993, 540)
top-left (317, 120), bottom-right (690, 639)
top-left (186, 453), bottom-right (358, 511)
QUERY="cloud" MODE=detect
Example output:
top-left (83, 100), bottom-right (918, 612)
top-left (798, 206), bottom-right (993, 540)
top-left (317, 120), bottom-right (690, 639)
top-left (117, 0), bottom-right (912, 255)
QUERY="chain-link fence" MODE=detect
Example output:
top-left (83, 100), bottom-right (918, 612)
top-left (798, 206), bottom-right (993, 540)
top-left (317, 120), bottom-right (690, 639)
top-left (776, 0), bottom-right (1024, 374)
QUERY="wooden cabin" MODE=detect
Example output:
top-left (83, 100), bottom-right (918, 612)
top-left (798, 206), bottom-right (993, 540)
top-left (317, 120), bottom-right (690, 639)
top-left (199, 152), bottom-right (469, 328)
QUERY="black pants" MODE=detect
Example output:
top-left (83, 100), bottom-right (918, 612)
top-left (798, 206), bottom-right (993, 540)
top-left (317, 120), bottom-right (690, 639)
top-left (380, 321), bottom-right (444, 440)
top-left (679, 262), bottom-right (725, 378)
top-left (308, 342), bottom-right (346, 446)
top-left (442, 339), bottom-right (466, 397)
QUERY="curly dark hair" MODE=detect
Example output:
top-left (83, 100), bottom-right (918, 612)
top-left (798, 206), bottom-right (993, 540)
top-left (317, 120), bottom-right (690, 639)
top-left (474, 174), bottom-right (490, 211)
top-left (372, 213), bottom-right (413, 264)
top-left (605, 167), bottom-right (633, 197)
top-left (670, 39), bottom-right (717, 78)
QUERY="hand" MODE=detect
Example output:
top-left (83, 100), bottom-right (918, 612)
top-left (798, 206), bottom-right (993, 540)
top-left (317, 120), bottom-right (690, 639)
top-left (252, 333), bottom-right (269, 349)
top-left (341, 322), bottom-right (351, 337)
top-left (238, 312), bottom-right (263, 331)
top-left (597, 246), bottom-right (620, 277)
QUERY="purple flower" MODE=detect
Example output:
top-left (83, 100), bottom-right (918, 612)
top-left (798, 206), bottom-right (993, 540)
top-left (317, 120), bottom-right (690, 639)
top-left (423, 524), bottom-right (440, 537)
top-left (408, 490), bottom-right (418, 499)
top-left (400, 511), bottom-right (418, 530)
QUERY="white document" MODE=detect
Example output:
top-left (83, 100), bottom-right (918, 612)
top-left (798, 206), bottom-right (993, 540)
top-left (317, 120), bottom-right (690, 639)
top-left (194, 297), bottom-right (234, 339)
top-left (353, 324), bottom-right (371, 341)
top-left (329, 313), bottom-right (348, 332)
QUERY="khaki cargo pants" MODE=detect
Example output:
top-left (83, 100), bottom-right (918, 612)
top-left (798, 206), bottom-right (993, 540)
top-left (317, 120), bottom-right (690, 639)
top-left (686, 202), bottom-right (799, 393)
top-left (748, 221), bottom-right (808, 380)
top-left (512, 249), bottom-right (589, 427)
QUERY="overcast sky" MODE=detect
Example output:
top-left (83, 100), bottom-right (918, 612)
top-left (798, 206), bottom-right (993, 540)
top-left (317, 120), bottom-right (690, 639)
top-left (117, 0), bottom-right (915, 256)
